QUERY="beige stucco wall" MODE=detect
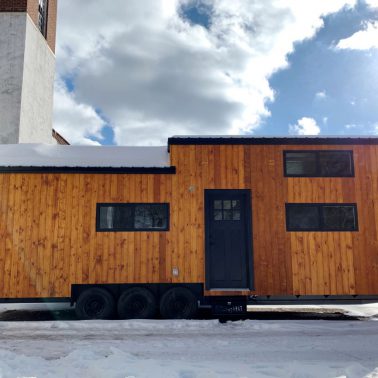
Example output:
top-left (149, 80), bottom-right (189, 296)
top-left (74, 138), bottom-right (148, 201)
top-left (19, 15), bottom-right (55, 144)
top-left (0, 13), bottom-right (26, 143)
top-left (0, 13), bottom-right (55, 144)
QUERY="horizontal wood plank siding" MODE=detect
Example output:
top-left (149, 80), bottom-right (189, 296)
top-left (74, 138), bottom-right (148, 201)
top-left (0, 144), bottom-right (377, 298)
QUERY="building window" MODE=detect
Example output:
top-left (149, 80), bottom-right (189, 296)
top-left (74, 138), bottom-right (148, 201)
top-left (284, 150), bottom-right (354, 177)
top-left (38, 0), bottom-right (48, 38)
top-left (96, 203), bottom-right (169, 232)
top-left (286, 204), bottom-right (358, 231)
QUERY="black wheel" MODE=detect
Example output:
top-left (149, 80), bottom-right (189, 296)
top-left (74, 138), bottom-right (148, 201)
top-left (75, 287), bottom-right (116, 320)
top-left (117, 287), bottom-right (157, 319)
top-left (159, 287), bottom-right (198, 319)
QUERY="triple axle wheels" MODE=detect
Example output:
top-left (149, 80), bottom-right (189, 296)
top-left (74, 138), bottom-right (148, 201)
top-left (75, 286), bottom-right (198, 320)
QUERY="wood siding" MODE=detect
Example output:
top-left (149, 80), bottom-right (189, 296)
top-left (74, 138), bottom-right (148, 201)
top-left (0, 144), bottom-right (378, 298)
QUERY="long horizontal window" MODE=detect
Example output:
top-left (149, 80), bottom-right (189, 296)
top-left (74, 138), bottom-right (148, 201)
top-left (284, 150), bottom-right (354, 177)
top-left (286, 203), bottom-right (358, 232)
top-left (97, 203), bottom-right (169, 232)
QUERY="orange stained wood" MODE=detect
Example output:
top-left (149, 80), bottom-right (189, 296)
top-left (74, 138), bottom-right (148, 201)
top-left (0, 144), bottom-right (377, 298)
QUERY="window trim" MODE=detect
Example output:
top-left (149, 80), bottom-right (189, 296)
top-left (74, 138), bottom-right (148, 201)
top-left (283, 150), bottom-right (355, 178)
top-left (285, 203), bottom-right (359, 232)
top-left (96, 203), bottom-right (170, 232)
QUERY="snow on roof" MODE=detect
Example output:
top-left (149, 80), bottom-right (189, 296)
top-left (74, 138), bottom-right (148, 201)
top-left (0, 144), bottom-right (170, 168)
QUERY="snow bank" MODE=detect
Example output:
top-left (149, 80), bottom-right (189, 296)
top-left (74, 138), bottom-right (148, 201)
top-left (0, 318), bottom-right (377, 377)
top-left (0, 304), bottom-right (377, 377)
top-left (0, 144), bottom-right (170, 167)
top-left (0, 346), bottom-right (375, 378)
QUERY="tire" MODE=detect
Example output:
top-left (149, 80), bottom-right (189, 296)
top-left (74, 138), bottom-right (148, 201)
top-left (159, 287), bottom-right (198, 319)
top-left (75, 287), bottom-right (116, 320)
top-left (117, 287), bottom-right (157, 319)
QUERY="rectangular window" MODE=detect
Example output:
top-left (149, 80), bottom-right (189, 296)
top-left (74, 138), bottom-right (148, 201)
top-left (284, 150), bottom-right (354, 177)
top-left (286, 203), bottom-right (358, 232)
top-left (38, 0), bottom-right (48, 38)
top-left (97, 203), bottom-right (169, 232)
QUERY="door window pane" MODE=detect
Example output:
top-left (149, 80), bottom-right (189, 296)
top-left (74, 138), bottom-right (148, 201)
top-left (223, 210), bottom-right (232, 220)
top-left (214, 200), bottom-right (222, 209)
top-left (233, 210), bottom-right (241, 221)
top-left (223, 200), bottom-right (231, 210)
top-left (232, 200), bottom-right (240, 209)
top-left (214, 210), bottom-right (223, 221)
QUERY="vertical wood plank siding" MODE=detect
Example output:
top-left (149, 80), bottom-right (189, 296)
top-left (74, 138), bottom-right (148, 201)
top-left (0, 144), bottom-right (377, 298)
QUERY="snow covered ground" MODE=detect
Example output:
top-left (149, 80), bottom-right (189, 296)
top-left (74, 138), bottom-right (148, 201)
top-left (0, 303), bottom-right (377, 378)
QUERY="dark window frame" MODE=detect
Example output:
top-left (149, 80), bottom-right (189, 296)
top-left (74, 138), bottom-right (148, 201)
top-left (285, 203), bottom-right (358, 232)
top-left (38, 0), bottom-right (49, 38)
top-left (283, 150), bottom-right (355, 177)
top-left (96, 203), bottom-right (170, 232)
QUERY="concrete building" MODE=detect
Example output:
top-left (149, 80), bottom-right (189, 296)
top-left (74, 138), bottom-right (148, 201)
top-left (0, 0), bottom-right (64, 144)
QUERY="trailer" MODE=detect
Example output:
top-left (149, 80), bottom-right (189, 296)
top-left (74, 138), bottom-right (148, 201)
top-left (0, 136), bottom-right (377, 319)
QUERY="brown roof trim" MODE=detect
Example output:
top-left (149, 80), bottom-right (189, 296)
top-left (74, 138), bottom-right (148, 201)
top-left (52, 129), bottom-right (70, 145)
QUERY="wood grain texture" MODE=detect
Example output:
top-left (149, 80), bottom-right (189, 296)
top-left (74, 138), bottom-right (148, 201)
top-left (0, 144), bottom-right (377, 298)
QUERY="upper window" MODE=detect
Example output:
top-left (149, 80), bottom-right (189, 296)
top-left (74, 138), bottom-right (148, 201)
top-left (38, 0), bottom-right (48, 38)
top-left (97, 203), bottom-right (169, 232)
top-left (284, 150), bottom-right (354, 177)
top-left (286, 203), bottom-right (358, 232)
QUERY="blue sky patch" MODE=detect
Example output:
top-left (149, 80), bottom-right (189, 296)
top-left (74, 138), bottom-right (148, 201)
top-left (180, 1), bottom-right (212, 29)
top-left (260, 1), bottom-right (378, 136)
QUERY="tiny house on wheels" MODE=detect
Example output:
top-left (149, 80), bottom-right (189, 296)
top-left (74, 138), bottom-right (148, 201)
top-left (0, 136), bottom-right (378, 319)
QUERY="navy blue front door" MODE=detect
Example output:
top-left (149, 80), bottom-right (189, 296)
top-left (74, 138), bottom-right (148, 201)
top-left (205, 190), bottom-right (253, 290)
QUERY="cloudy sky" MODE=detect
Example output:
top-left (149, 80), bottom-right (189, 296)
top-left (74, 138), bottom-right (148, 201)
top-left (53, 0), bottom-right (378, 146)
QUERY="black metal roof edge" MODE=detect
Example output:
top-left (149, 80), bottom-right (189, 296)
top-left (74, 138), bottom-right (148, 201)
top-left (168, 136), bottom-right (378, 146)
top-left (0, 166), bottom-right (176, 174)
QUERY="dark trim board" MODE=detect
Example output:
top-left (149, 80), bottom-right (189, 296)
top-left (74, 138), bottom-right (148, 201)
top-left (168, 136), bottom-right (378, 147)
top-left (1, 293), bottom-right (378, 306)
top-left (0, 166), bottom-right (176, 174)
top-left (248, 295), bottom-right (378, 305)
top-left (0, 297), bottom-right (71, 304)
top-left (71, 283), bottom-right (204, 303)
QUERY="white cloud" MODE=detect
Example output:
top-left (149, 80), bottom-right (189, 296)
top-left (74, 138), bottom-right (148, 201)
top-left (54, 0), bottom-right (356, 145)
top-left (53, 80), bottom-right (106, 145)
top-left (315, 90), bottom-right (327, 100)
top-left (365, 0), bottom-right (378, 8)
top-left (344, 122), bottom-right (378, 134)
top-left (345, 123), bottom-right (358, 129)
top-left (336, 21), bottom-right (378, 50)
top-left (289, 117), bottom-right (321, 135)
